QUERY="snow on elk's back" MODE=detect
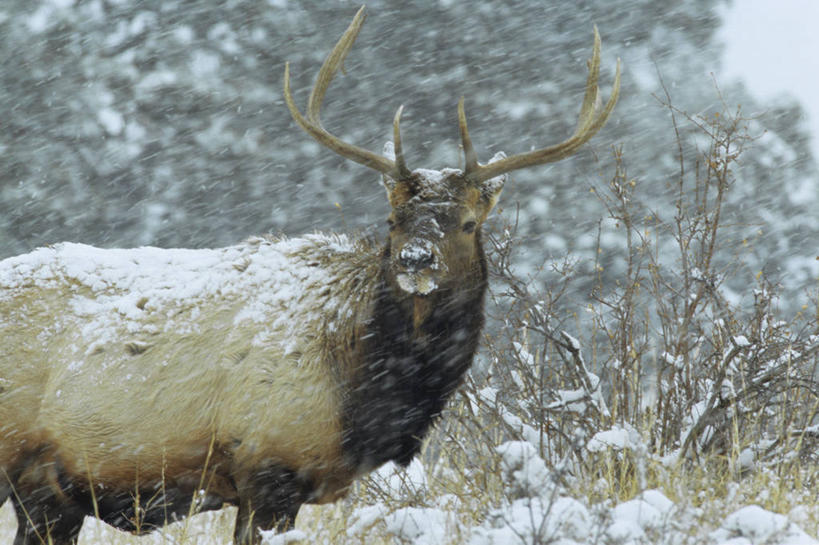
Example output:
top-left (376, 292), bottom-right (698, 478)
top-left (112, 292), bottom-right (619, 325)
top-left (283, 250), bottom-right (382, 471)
top-left (0, 234), bottom-right (378, 361)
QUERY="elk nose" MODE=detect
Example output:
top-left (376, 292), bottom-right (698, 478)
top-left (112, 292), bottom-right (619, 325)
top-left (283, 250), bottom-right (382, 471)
top-left (399, 243), bottom-right (435, 271)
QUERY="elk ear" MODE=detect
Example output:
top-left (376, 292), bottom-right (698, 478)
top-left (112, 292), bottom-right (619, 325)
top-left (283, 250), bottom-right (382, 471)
top-left (381, 141), bottom-right (399, 194)
top-left (479, 151), bottom-right (508, 215)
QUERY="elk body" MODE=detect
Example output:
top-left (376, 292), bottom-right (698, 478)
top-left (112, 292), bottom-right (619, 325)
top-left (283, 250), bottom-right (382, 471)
top-left (0, 7), bottom-right (619, 545)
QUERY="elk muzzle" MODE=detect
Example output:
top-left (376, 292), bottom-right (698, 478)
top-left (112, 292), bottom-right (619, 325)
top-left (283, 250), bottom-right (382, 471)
top-left (399, 240), bottom-right (435, 271)
top-left (394, 235), bottom-right (443, 296)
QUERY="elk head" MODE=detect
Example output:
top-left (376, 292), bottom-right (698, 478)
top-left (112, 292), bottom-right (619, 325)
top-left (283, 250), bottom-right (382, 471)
top-left (284, 6), bottom-right (620, 296)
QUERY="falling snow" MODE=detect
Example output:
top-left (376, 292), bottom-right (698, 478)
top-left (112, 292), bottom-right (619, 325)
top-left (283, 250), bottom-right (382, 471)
top-left (0, 1), bottom-right (817, 543)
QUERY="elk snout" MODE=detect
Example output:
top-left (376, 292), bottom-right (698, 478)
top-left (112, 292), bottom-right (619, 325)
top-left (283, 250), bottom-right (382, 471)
top-left (399, 241), bottom-right (435, 272)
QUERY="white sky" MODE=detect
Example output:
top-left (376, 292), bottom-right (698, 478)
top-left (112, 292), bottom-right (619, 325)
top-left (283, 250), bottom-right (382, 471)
top-left (719, 0), bottom-right (819, 161)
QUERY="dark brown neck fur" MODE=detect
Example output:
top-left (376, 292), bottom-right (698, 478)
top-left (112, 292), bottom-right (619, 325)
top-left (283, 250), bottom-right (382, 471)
top-left (341, 232), bottom-right (488, 472)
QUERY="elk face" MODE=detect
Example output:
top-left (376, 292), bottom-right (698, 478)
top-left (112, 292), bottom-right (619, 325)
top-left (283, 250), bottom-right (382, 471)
top-left (381, 162), bottom-right (506, 295)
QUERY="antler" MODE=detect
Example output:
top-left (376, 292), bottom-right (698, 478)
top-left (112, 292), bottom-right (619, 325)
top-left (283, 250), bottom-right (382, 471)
top-left (459, 27), bottom-right (621, 184)
top-left (284, 6), bottom-right (412, 180)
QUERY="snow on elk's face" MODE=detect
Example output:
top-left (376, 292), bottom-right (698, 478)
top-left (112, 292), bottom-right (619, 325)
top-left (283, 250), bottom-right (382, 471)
top-left (382, 163), bottom-right (506, 295)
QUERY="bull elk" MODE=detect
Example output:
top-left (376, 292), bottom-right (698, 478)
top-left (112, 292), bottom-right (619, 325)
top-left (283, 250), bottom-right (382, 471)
top-left (0, 6), bottom-right (619, 544)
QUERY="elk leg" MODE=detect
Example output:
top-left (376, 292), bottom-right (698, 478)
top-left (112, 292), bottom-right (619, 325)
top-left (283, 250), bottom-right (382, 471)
top-left (9, 452), bottom-right (86, 545)
top-left (232, 465), bottom-right (311, 545)
top-left (11, 492), bottom-right (85, 545)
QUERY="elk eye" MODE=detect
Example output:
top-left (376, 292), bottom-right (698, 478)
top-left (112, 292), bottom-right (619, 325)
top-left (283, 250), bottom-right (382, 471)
top-left (387, 218), bottom-right (396, 231)
top-left (462, 221), bottom-right (477, 234)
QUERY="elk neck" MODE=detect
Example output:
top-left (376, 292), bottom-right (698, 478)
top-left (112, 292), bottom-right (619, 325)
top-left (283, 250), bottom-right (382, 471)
top-left (340, 231), bottom-right (488, 473)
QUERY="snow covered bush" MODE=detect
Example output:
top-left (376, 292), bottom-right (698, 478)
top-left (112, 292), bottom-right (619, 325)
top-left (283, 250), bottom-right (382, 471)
top-left (284, 97), bottom-right (819, 545)
top-left (479, 96), bottom-right (819, 474)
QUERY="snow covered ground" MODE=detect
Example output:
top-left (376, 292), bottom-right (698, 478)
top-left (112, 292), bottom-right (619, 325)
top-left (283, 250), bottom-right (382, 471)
top-left (2, 442), bottom-right (816, 545)
top-left (7, 451), bottom-right (817, 545)
top-left (315, 440), bottom-right (818, 545)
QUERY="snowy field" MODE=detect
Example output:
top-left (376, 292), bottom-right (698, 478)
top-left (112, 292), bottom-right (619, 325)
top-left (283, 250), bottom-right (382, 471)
top-left (1, 450), bottom-right (818, 545)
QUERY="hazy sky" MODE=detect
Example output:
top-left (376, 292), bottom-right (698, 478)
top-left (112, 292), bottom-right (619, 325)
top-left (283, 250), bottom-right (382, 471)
top-left (720, 0), bottom-right (819, 161)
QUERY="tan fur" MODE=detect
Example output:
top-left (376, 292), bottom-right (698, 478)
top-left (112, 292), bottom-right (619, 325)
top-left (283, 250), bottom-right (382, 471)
top-left (413, 296), bottom-right (434, 331)
top-left (387, 183), bottom-right (415, 208)
top-left (0, 234), bottom-right (380, 502)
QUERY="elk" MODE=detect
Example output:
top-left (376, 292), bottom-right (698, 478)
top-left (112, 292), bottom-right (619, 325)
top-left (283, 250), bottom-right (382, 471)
top-left (0, 6), bottom-right (619, 545)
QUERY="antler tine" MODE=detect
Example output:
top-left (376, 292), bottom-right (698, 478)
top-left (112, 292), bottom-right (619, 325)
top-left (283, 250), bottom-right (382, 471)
top-left (305, 6), bottom-right (364, 123)
top-left (458, 97), bottom-right (480, 175)
top-left (393, 105), bottom-right (412, 178)
top-left (462, 27), bottom-right (621, 185)
top-left (284, 6), bottom-right (404, 177)
top-left (575, 26), bottom-right (603, 135)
